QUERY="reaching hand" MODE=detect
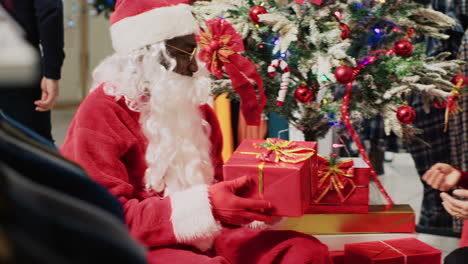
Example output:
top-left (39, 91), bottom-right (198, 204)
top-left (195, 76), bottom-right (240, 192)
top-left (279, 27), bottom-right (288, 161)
top-left (34, 77), bottom-right (59, 111)
top-left (422, 163), bottom-right (461, 191)
top-left (441, 189), bottom-right (468, 220)
top-left (208, 176), bottom-right (273, 226)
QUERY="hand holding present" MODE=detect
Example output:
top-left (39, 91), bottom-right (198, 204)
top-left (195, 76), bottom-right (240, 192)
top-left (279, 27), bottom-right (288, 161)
top-left (209, 176), bottom-right (273, 225)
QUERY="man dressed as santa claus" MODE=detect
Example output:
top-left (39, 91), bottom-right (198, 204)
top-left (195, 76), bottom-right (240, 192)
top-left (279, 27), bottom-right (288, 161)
top-left (61, 0), bottom-right (331, 263)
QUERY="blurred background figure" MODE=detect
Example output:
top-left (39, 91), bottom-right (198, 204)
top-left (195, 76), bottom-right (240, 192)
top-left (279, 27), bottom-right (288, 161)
top-left (0, 0), bottom-right (65, 143)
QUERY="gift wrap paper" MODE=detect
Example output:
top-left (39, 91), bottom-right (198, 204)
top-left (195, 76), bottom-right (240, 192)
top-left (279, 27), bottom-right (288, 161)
top-left (224, 139), bottom-right (317, 217)
top-left (283, 205), bottom-right (415, 234)
top-left (307, 158), bottom-right (370, 214)
top-left (344, 238), bottom-right (441, 264)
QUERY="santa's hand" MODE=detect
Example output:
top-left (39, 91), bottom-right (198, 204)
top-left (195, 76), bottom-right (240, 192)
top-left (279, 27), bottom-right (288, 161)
top-left (441, 189), bottom-right (468, 220)
top-left (208, 176), bottom-right (273, 225)
top-left (422, 163), bottom-right (461, 191)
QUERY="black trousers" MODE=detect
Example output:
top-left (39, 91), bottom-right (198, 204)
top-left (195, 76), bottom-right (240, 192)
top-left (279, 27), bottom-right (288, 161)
top-left (0, 87), bottom-right (53, 142)
top-left (445, 247), bottom-right (468, 264)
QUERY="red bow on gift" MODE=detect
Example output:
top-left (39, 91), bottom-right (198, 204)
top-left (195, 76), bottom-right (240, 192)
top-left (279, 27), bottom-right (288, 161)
top-left (313, 155), bottom-right (356, 203)
top-left (197, 18), bottom-right (266, 126)
top-left (294, 0), bottom-right (323, 5)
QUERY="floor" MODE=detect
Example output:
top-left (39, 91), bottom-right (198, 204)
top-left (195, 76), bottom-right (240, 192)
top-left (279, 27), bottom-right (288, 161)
top-left (51, 108), bottom-right (461, 260)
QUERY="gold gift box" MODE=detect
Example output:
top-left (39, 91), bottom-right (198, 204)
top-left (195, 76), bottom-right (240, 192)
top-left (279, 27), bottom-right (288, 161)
top-left (282, 204), bottom-right (415, 235)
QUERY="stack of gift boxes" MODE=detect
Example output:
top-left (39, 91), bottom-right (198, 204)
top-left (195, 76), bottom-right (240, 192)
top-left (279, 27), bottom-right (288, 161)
top-left (224, 138), bottom-right (442, 264)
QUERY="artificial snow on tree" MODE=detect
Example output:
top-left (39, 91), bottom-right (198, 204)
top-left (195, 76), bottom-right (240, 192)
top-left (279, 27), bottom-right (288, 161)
top-left (193, 0), bottom-right (466, 141)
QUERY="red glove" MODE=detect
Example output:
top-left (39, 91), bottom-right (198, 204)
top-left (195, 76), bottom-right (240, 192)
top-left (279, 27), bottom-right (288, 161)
top-left (208, 176), bottom-right (273, 226)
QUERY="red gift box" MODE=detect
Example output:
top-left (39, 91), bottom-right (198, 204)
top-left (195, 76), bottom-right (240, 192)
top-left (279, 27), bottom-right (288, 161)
top-left (307, 157), bottom-right (370, 214)
top-left (223, 138), bottom-right (317, 217)
top-left (344, 238), bottom-right (441, 264)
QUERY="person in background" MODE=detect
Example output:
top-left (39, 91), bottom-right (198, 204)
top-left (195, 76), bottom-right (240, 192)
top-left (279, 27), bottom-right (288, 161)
top-left (60, 0), bottom-right (331, 263)
top-left (423, 163), bottom-right (468, 225)
top-left (0, 0), bottom-right (65, 142)
top-left (423, 162), bottom-right (468, 263)
top-left (407, 0), bottom-right (467, 237)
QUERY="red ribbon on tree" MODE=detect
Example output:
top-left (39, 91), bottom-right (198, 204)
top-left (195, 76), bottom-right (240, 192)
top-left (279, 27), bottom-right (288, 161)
top-left (335, 44), bottom-right (400, 208)
top-left (444, 78), bottom-right (465, 132)
top-left (294, 0), bottom-right (323, 5)
top-left (197, 18), bottom-right (266, 126)
top-left (333, 35), bottom-right (416, 208)
top-left (341, 82), bottom-right (394, 208)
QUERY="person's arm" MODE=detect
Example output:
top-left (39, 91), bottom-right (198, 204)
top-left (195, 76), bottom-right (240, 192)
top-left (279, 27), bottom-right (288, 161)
top-left (200, 104), bottom-right (283, 230)
top-left (34, 0), bottom-right (64, 80)
top-left (200, 104), bottom-right (224, 182)
top-left (456, 169), bottom-right (468, 189)
top-left (33, 0), bottom-right (65, 111)
top-left (60, 95), bottom-right (222, 251)
top-left (423, 163), bottom-right (462, 191)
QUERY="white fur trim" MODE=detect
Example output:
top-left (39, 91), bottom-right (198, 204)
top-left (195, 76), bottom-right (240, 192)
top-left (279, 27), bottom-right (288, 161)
top-left (170, 184), bottom-right (222, 251)
top-left (111, 4), bottom-right (200, 53)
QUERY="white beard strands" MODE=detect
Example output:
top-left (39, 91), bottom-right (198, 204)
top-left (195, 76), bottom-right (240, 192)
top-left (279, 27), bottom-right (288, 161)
top-left (92, 43), bottom-right (214, 195)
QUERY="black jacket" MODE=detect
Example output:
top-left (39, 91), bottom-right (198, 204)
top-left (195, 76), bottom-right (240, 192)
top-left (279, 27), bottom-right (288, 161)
top-left (4, 0), bottom-right (65, 80)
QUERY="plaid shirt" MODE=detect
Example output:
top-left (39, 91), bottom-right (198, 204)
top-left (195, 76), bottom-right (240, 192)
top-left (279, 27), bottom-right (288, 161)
top-left (426, 0), bottom-right (467, 57)
top-left (406, 96), bottom-right (455, 231)
top-left (407, 0), bottom-right (467, 232)
top-left (448, 18), bottom-right (468, 234)
top-left (450, 30), bottom-right (468, 173)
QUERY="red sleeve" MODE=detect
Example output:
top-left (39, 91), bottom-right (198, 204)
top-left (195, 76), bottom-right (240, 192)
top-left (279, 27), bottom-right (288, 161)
top-left (457, 169), bottom-right (468, 189)
top-left (61, 88), bottom-right (221, 251)
top-left (201, 104), bottom-right (224, 182)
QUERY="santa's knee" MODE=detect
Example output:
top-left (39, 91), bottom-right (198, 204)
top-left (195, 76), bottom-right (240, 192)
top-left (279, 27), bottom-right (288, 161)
top-left (276, 237), bottom-right (331, 264)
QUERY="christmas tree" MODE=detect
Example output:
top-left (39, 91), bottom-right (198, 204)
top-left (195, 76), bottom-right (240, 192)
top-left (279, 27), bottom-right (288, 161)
top-left (89, 0), bottom-right (467, 141)
top-left (193, 0), bottom-right (466, 141)
top-left (89, 0), bottom-right (115, 18)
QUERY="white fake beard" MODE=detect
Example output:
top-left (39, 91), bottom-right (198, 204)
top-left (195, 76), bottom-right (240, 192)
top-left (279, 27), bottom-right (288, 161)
top-left (140, 70), bottom-right (214, 195)
top-left (93, 44), bottom-right (214, 195)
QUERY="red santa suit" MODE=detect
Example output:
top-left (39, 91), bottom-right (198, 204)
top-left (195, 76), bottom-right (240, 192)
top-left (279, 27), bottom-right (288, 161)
top-left (61, 85), bottom-right (331, 263)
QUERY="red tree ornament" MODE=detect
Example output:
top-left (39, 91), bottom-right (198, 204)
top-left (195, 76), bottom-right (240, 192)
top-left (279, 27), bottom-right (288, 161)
top-left (396, 105), bottom-right (416, 124)
top-left (294, 84), bottom-right (314, 104)
top-left (394, 40), bottom-right (413, 57)
top-left (433, 99), bottom-right (447, 109)
top-left (339, 23), bottom-right (350, 40)
top-left (451, 74), bottom-right (468, 87)
top-left (334, 65), bottom-right (355, 84)
top-left (249, 6), bottom-right (267, 24)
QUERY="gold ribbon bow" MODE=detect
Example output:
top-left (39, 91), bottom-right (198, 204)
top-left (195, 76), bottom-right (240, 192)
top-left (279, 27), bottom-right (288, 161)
top-left (255, 138), bottom-right (316, 163)
top-left (313, 155), bottom-right (356, 203)
top-left (198, 32), bottom-right (235, 78)
top-left (237, 138), bottom-right (315, 199)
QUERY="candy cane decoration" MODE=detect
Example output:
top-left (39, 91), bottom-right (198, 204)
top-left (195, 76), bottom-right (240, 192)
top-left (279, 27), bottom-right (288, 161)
top-left (268, 59), bottom-right (290, 106)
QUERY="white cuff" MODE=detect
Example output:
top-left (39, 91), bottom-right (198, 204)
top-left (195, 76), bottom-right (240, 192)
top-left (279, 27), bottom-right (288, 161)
top-left (111, 4), bottom-right (199, 53)
top-left (170, 184), bottom-right (222, 251)
top-left (245, 218), bottom-right (286, 230)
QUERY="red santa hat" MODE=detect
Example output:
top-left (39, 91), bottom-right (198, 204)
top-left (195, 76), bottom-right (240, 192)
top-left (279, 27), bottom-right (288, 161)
top-left (110, 0), bottom-right (200, 53)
